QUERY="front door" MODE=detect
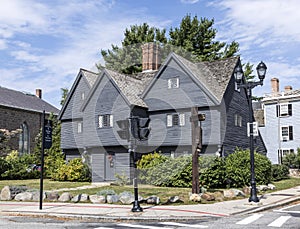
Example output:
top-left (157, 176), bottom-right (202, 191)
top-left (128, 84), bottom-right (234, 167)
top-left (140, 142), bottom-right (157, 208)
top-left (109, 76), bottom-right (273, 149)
top-left (105, 151), bottom-right (115, 180)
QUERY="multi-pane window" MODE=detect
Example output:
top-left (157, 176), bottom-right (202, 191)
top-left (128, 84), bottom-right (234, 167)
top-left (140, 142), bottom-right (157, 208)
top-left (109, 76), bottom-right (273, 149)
top-left (167, 113), bottom-right (185, 127)
top-left (98, 114), bottom-right (113, 128)
top-left (167, 77), bottom-right (179, 89)
top-left (234, 114), bottom-right (242, 127)
top-left (276, 103), bottom-right (292, 117)
top-left (281, 126), bottom-right (293, 141)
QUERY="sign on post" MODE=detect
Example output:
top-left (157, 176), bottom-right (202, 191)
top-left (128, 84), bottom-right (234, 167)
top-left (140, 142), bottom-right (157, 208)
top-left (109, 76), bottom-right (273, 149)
top-left (43, 119), bottom-right (52, 149)
top-left (247, 122), bottom-right (258, 137)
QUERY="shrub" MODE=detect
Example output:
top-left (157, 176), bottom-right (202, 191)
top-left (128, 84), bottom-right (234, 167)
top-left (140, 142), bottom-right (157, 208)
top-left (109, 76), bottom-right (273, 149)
top-left (0, 157), bottom-right (11, 175)
top-left (139, 155), bottom-right (192, 187)
top-left (1, 151), bottom-right (40, 180)
top-left (199, 156), bottom-right (226, 189)
top-left (52, 158), bottom-right (91, 182)
top-left (282, 149), bottom-right (300, 169)
top-left (271, 164), bottom-right (290, 181)
top-left (225, 149), bottom-right (272, 188)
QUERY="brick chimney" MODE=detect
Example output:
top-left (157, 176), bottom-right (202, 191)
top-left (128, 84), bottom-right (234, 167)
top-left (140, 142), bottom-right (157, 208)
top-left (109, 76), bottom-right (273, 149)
top-left (271, 78), bottom-right (279, 93)
top-left (142, 42), bottom-right (161, 72)
top-left (284, 85), bottom-right (293, 92)
top-left (36, 89), bottom-right (42, 99)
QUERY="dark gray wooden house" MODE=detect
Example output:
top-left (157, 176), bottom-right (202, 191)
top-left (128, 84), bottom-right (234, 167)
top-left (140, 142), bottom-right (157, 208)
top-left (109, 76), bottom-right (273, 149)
top-left (59, 43), bottom-right (266, 182)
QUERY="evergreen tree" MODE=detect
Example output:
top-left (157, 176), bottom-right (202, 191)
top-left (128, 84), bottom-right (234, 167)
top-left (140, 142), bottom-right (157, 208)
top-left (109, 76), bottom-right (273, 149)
top-left (98, 15), bottom-right (239, 74)
top-left (98, 23), bottom-right (167, 74)
top-left (169, 15), bottom-right (239, 61)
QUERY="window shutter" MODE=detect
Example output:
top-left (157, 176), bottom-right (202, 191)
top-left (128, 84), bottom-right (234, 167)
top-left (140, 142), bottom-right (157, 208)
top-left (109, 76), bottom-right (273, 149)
top-left (167, 114), bottom-right (172, 127)
top-left (276, 105), bottom-right (279, 117)
top-left (109, 115), bottom-right (114, 127)
top-left (288, 104), bottom-right (292, 116)
top-left (98, 115), bottom-right (103, 128)
top-left (179, 113), bottom-right (185, 126)
top-left (289, 126), bottom-right (293, 140)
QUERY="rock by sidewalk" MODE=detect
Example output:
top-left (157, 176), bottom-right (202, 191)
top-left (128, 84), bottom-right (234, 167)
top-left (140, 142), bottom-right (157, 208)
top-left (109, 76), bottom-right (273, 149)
top-left (14, 192), bottom-right (33, 201)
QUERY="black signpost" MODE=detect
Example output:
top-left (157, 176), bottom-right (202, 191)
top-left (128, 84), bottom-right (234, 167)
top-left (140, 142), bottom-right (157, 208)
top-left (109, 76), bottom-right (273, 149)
top-left (39, 110), bottom-right (52, 210)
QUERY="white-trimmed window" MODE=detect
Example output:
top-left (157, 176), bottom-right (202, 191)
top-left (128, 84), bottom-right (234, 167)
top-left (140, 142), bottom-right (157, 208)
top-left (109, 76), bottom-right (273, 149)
top-left (167, 113), bottom-right (185, 127)
top-left (281, 126), bottom-right (293, 141)
top-left (234, 114), bottom-right (242, 127)
top-left (77, 122), bottom-right (83, 133)
top-left (168, 77), bottom-right (179, 89)
top-left (98, 114), bottom-right (113, 128)
top-left (276, 103), bottom-right (292, 117)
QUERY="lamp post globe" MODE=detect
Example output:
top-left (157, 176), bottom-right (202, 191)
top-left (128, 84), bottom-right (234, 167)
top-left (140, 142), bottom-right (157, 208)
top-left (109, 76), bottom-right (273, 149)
top-left (234, 64), bottom-right (244, 84)
top-left (256, 61), bottom-right (267, 81)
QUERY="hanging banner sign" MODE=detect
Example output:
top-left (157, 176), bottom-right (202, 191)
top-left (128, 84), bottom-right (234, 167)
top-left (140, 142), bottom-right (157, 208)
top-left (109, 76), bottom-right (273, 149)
top-left (43, 119), bottom-right (52, 149)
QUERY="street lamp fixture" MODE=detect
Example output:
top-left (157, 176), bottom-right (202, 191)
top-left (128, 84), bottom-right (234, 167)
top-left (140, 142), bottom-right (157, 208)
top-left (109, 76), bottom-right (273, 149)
top-left (234, 61), bottom-right (267, 203)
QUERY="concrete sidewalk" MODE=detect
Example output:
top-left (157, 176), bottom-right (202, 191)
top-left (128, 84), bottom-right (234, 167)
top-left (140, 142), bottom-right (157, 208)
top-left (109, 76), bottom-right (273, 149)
top-left (1, 186), bottom-right (299, 221)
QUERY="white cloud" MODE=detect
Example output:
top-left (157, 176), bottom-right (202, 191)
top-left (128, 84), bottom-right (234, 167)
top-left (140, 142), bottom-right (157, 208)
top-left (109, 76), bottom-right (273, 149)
top-left (180, 0), bottom-right (200, 4)
top-left (215, 0), bottom-right (300, 46)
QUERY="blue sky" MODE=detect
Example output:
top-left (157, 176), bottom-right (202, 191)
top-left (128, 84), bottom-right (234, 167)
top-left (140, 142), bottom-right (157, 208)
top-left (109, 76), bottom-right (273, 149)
top-left (1, 0), bottom-right (300, 108)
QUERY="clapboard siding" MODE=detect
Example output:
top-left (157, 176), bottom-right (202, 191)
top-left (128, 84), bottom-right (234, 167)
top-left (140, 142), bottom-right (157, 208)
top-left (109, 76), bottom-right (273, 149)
top-left (144, 59), bottom-right (215, 111)
top-left (61, 76), bottom-right (89, 120)
top-left (260, 99), bottom-right (300, 164)
top-left (222, 77), bottom-right (266, 156)
top-left (148, 107), bottom-right (222, 149)
top-left (83, 74), bottom-right (131, 147)
top-left (115, 152), bottom-right (130, 179)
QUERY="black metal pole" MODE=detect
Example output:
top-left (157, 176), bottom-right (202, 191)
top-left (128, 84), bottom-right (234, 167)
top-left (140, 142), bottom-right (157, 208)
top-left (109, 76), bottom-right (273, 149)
top-left (131, 149), bottom-right (143, 212)
top-left (248, 89), bottom-right (259, 203)
top-left (39, 110), bottom-right (45, 210)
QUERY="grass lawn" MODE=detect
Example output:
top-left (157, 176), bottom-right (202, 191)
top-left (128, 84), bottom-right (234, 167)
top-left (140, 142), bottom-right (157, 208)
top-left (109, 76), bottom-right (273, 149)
top-left (1, 177), bottom-right (299, 204)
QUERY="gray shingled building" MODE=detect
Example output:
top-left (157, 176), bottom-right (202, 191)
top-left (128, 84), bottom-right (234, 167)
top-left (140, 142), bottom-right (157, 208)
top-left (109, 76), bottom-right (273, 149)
top-left (59, 43), bottom-right (267, 182)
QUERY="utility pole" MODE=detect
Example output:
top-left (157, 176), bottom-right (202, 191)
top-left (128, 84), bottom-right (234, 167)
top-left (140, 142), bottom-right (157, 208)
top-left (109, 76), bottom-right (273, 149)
top-left (190, 107), bottom-right (205, 194)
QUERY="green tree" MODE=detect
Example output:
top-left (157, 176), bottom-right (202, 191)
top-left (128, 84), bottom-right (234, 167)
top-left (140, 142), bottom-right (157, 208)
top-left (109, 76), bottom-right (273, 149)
top-left (99, 23), bottom-right (167, 74)
top-left (169, 15), bottom-right (239, 61)
top-left (60, 88), bottom-right (69, 106)
top-left (98, 15), bottom-right (239, 74)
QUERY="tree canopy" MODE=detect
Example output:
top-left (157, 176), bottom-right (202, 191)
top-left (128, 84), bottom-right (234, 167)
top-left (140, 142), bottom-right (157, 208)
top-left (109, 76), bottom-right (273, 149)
top-left (98, 15), bottom-right (239, 74)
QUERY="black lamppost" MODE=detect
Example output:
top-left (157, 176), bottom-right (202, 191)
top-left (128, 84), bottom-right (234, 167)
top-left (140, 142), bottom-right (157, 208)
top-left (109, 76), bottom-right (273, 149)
top-left (234, 61), bottom-right (267, 203)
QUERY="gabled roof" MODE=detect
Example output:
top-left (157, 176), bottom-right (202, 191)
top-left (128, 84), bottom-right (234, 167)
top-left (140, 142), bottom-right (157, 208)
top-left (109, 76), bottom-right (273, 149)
top-left (0, 86), bottom-right (59, 114)
top-left (81, 69), bottom-right (156, 111)
top-left (141, 52), bottom-right (239, 105)
top-left (58, 68), bottom-right (99, 120)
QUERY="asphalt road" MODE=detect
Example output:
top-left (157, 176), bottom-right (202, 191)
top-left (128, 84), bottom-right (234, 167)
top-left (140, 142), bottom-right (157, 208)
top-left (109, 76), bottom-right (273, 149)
top-left (1, 203), bottom-right (299, 229)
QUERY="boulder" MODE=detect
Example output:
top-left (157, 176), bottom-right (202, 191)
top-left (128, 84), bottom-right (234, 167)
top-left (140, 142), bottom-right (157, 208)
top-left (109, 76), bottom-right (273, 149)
top-left (146, 196), bottom-right (160, 205)
top-left (47, 192), bottom-right (59, 201)
top-left (31, 191), bottom-right (46, 201)
top-left (14, 192), bottom-right (33, 201)
top-left (106, 194), bottom-right (119, 204)
top-left (201, 193), bottom-right (215, 201)
top-left (89, 195), bottom-right (106, 204)
top-left (189, 193), bottom-right (201, 202)
top-left (214, 191), bottom-right (224, 202)
top-left (166, 196), bottom-right (183, 204)
top-left (267, 184), bottom-right (276, 190)
top-left (242, 186), bottom-right (251, 196)
top-left (0, 186), bottom-right (12, 201)
top-left (72, 193), bottom-right (89, 203)
top-left (257, 185), bottom-right (269, 192)
top-left (119, 192), bottom-right (134, 205)
top-left (223, 189), bottom-right (245, 198)
top-left (58, 192), bottom-right (72, 202)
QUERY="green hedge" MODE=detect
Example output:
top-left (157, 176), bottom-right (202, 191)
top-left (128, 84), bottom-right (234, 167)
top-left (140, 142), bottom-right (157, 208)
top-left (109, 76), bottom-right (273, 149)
top-left (138, 149), bottom-right (274, 189)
